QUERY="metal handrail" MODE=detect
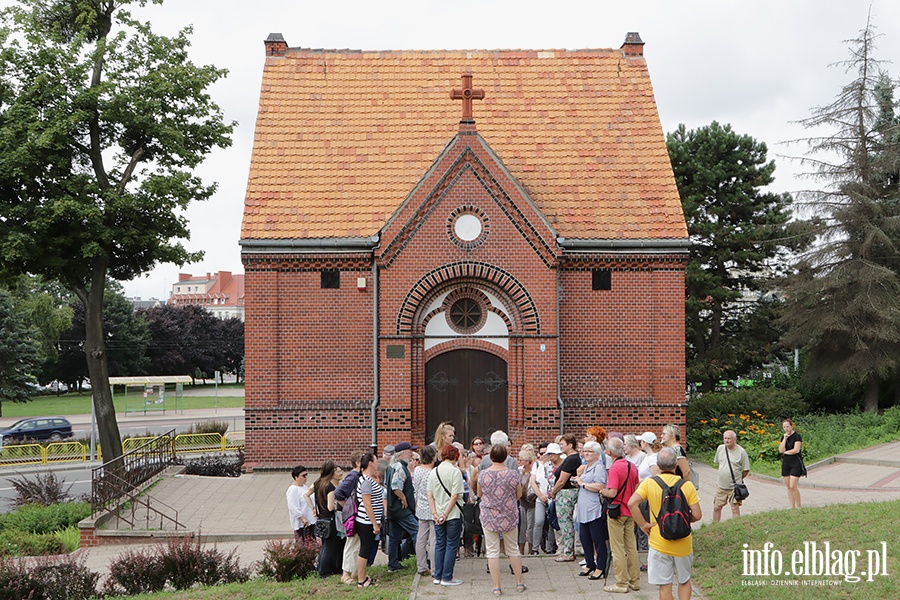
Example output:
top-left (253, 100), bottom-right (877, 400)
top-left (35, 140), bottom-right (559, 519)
top-left (90, 430), bottom-right (179, 523)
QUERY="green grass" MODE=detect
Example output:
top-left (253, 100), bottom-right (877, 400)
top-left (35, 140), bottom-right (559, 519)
top-left (106, 561), bottom-right (414, 600)
top-left (2, 387), bottom-right (245, 418)
top-left (692, 499), bottom-right (899, 599)
top-left (694, 406), bottom-right (900, 478)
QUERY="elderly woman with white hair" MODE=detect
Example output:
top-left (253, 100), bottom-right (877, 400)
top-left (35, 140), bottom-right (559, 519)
top-left (571, 440), bottom-right (608, 580)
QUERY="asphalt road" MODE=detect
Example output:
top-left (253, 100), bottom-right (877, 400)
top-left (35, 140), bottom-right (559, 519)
top-left (0, 466), bottom-right (93, 510)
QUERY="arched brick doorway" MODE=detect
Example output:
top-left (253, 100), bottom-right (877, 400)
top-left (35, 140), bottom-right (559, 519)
top-left (425, 349), bottom-right (508, 445)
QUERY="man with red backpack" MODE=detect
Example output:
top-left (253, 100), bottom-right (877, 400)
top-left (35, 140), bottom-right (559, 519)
top-left (628, 447), bottom-right (702, 600)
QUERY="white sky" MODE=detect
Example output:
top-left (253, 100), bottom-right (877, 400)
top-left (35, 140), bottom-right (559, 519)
top-left (112, 0), bottom-right (900, 299)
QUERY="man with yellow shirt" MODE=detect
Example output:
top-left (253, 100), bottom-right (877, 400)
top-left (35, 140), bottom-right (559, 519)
top-left (628, 447), bottom-right (702, 600)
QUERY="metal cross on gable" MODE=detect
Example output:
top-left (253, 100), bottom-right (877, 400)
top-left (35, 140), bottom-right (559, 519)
top-left (450, 73), bottom-right (485, 122)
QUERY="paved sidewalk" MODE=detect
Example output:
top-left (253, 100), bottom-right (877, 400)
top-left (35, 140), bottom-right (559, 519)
top-left (73, 440), bottom-right (900, 597)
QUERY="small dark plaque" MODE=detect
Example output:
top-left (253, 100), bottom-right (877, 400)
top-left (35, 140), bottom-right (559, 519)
top-left (386, 345), bottom-right (406, 359)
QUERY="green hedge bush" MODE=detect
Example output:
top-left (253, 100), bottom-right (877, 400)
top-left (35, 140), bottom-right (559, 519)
top-left (0, 502), bottom-right (90, 535)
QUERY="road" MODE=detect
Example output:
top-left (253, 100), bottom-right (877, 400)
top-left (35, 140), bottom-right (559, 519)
top-left (0, 408), bottom-right (244, 512)
top-left (0, 466), bottom-right (93, 510)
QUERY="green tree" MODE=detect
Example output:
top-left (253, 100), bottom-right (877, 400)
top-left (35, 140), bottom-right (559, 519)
top-left (49, 284), bottom-right (150, 387)
top-left (780, 18), bottom-right (900, 412)
top-left (4, 275), bottom-right (74, 378)
top-left (0, 289), bottom-right (42, 416)
top-left (0, 1), bottom-right (233, 460)
top-left (667, 122), bottom-right (813, 392)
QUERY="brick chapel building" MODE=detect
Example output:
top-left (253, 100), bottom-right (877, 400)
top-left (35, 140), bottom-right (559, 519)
top-left (240, 32), bottom-right (688, 467)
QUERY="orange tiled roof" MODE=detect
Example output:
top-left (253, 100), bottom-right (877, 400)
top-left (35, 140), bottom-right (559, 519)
top-left (242, 45), bottom-right (686, 241)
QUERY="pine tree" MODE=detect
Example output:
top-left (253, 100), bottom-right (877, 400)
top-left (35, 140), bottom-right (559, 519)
top-left (781, 16), bottom-right (900, 411)
top-left (667, 122), bottom-right (812, 392)
top-left (0, 289), bottom-right (42, 417)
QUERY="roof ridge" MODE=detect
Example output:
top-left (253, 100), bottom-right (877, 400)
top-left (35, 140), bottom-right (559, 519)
top-left (287, 47), bottom-right (618, 54)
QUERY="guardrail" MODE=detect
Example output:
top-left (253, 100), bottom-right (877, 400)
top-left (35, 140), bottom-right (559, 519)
top-left (0, 433), bottom-right (244, 468)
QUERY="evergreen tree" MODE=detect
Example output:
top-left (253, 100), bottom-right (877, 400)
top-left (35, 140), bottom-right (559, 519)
top-left (0, 289), bottom-right (42, 417)
top-left (781, 17), bottom-right (900, 411)
top-left (667, 122), bottom-right (813, 392)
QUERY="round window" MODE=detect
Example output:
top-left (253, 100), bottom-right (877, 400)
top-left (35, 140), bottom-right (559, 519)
top-left (453, 214), bottom-right (483, 241)
top-left (449, 298), bottom-right (482, 331)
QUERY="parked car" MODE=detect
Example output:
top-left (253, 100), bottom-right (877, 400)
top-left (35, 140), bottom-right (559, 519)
top-left (0, 417), bottom-right (74, 444)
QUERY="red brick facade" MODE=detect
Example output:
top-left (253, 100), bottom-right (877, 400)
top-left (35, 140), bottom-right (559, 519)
top-left (240, 38), bottom-right (687, 467)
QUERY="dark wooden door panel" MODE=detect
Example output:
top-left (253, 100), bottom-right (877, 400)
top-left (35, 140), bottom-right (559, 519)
top-left (425, 349), bottom-right (507, 445)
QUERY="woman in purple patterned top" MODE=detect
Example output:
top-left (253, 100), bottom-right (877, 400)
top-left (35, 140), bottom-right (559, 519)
top-left (475, 444), bottom-right (526, 595)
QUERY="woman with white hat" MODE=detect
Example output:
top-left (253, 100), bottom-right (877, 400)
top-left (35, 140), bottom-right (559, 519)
top-left (636, 432), bottom-right (661, 482)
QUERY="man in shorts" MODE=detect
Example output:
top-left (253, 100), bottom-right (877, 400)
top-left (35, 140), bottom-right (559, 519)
top-left (712, 430), bottom-right (750, 522)
top-left (627, 447), bottom-right (702, 600)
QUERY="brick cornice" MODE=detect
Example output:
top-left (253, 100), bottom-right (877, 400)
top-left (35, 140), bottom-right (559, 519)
top-left (560, 254), bottom-right (687, 271)
top-left (242, 253), bottom-right (372, 271)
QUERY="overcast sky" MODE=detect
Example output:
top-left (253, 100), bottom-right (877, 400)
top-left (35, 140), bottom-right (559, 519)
top-left (114, 0), bottom-right (900, 299)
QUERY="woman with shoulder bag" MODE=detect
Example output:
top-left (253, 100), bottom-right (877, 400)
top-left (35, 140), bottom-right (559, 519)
top-left (312, 461), bottom-right (345, 577)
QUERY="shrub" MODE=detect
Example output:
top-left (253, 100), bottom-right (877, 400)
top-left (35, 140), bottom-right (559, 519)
top-left (28, 554), bottom-right (99, 600)
top-left (0, 502), bottom-right (91, 535)
top-left (103, 547), bottom-right (167, 596)
top-left (7, 472), bottom-right (73, 508)
top-left (259, 537), bottom-right (319, 582)
top-left (180, 450), bottom-right (244, 477)
top-left (184, 420), bottom-right (229, 435)
top-left (158, 535), bottom-right (250, 590)
top-left (688, 409), bottom-right (783, 462)
top-left (0, 530), bottom-right (67, 557)
top-left (0, 557), bottom-right (40, 599)
top-left (53, 526), bottom-right (80, 553)
top-left (686, 388), bottom-right (808, 433)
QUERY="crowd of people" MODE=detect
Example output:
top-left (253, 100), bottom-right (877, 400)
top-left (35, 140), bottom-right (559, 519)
top-left (283, 419), bottom-right (807, 599)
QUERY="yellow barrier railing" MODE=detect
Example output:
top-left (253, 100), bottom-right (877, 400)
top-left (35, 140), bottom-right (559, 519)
top-left (173, 433), bottom-right (223, 454)
top-left (123, 436), bottom-right (158, 453)
top-left (46, 441), bottom-right (87, 464)
top-left (0, 443), bottom-right (44, 467)
top-left (0, 432), bottom-right (242, 467)
top-left (224, 432), bottom-right (245, 450)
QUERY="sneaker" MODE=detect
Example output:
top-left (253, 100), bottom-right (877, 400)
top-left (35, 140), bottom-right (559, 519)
top-left (388, 567), bottom-right (405, 573)
top-left (441, 579), bottom-right (464, 586)
top-left (433, 578), bottom-right (441, 585)
top-left (579, 559), bottom-right (587, 567)
top-left (603, 585), bottom-right (629, 594)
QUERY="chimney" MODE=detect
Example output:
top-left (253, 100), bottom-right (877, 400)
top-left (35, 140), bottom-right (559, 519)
top-left (219, 271), bottom-right (232, 289)
top-left (621, 32), bottom-right (644, 57)
top-left (265, 33), bottom-right (287, 58)
top-left (178, 273), bottom-right (192, 282)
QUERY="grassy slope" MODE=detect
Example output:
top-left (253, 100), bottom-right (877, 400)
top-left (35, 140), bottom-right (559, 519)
top-left (2, 389), bottom-right (245, 418)
top-left (692, 500), bottom-right (899, 599)
top-left (108, 562), bottom-right (414, 600)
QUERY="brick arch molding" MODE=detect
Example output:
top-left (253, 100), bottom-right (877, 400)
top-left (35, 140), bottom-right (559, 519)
top-left (423, 338), bottom-right (509, 363)
top-left (396, 261), bottom-right (540, 335)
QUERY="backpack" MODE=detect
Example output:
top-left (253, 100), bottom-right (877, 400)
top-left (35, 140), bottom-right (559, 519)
top-left (341, 480), bottom-right (360, 537)
top-left (651, 475), bottom-right (692, 540)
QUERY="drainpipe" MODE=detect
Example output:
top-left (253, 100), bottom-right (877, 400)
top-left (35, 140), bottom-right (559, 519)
top-left (370, 260), bottom-right (380, 455)
top-left (556, 267), bottom-right (564, 434)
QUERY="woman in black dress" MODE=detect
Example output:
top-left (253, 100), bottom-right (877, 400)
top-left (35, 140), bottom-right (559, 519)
top-left (778, 418), bottom-right (803, 508)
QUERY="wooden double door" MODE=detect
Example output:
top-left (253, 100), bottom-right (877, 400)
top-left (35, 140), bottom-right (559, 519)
top-left (425, 349), bottom-right (508, 446)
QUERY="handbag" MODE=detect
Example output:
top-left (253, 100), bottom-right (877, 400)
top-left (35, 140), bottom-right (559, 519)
top-left (726, 446), bottom-right (750, 501)
top-left (798, 455), bottom-right (808, 477)
top-left (314, 516), bottom-right (334, 538)
top-left (547, 499), bottom-right (560, 531)
top-left (604, 460), bottom-right (631, 519)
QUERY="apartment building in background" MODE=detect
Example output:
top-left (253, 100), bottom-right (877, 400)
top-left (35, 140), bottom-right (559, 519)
top-left (168, 271), bottom-right (245, 321)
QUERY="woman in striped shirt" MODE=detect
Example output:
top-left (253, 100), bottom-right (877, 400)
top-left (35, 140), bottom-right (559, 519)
top-left (355, 453), bottom-right (385, 588)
